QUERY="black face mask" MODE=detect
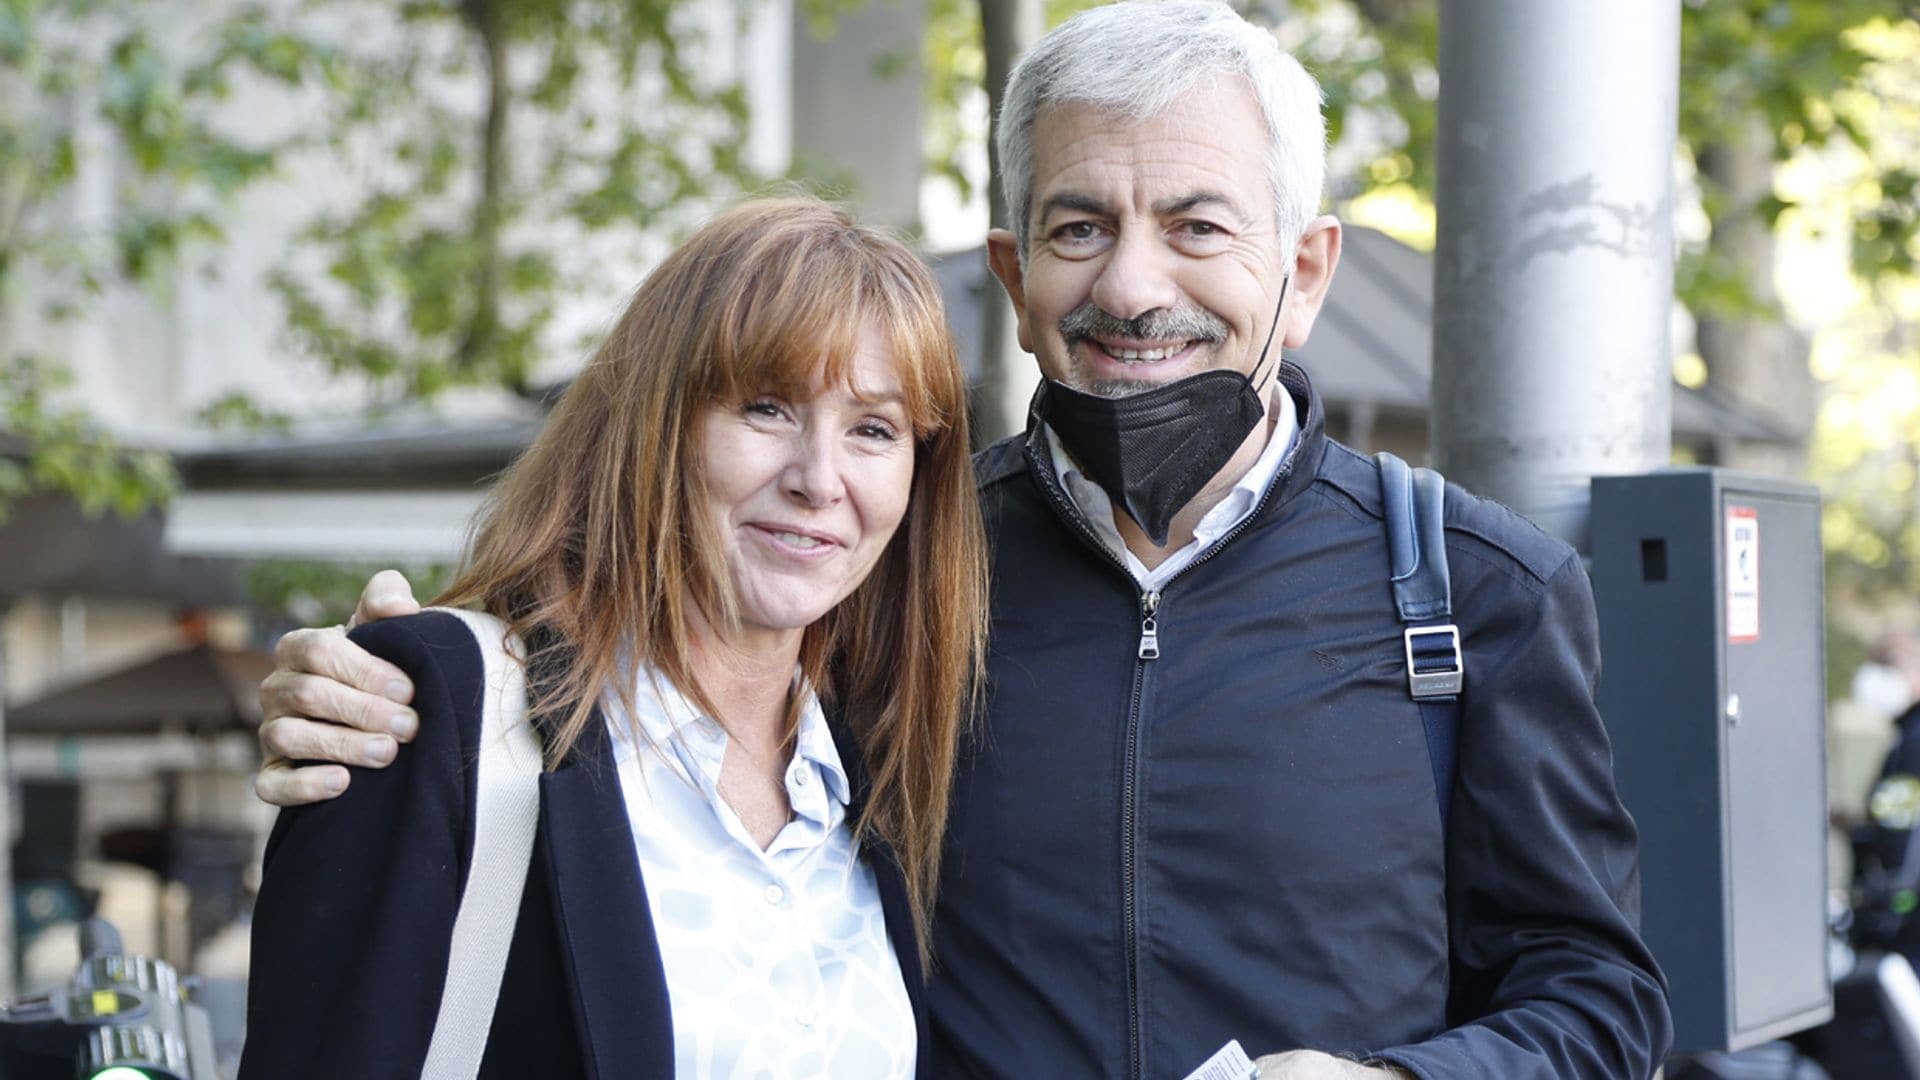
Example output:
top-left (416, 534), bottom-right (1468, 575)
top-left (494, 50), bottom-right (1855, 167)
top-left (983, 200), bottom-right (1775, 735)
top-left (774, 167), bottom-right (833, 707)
top-left (1036, 279), bottom-right (1289, 546)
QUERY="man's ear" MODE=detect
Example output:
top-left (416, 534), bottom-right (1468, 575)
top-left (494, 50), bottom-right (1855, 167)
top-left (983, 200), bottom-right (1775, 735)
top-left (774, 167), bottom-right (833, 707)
top-left (986, 228), bottom-right (1035, 354)
top-left (1281, 215), bottom-right (1342, 349)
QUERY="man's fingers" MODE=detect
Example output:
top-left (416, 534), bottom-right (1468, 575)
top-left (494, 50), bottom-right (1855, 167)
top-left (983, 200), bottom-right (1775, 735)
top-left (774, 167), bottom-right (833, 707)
top-left (259, 715), bottom-right (400, 769)
top-left (271, 626), bottom-right (414, 707)
top-left (349, 569), bottom-right (421, 630)
top-left (253, 760), bottom-right (352, 807)
top-left (260, 667), bottom-right (417, 743)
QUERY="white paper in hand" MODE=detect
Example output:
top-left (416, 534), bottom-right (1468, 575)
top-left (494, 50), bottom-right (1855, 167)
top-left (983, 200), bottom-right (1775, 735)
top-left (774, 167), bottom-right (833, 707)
top-left (1182, 1039), bottom-right (1257, 1080)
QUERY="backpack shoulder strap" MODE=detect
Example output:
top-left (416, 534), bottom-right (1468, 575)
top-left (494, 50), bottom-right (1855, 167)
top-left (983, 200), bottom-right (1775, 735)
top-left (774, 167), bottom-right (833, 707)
top-left (420, 606), bottom-right (543, 1080)
top-left (1376, 452), bottom-right (1465, 830)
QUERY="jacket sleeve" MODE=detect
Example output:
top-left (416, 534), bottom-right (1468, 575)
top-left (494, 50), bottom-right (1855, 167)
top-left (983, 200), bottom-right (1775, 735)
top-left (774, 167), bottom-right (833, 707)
top-left (239, 614), bottom-right (479, 1080)
top-left (1373, 554), bottom-right (1673, 1080)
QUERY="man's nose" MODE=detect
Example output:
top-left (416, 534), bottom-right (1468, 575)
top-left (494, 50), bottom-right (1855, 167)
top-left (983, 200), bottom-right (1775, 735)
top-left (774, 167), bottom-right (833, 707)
top-left (782, 429), bottom-right (846, 508)
top-left (1090, 231), bottom-right (1179, 321)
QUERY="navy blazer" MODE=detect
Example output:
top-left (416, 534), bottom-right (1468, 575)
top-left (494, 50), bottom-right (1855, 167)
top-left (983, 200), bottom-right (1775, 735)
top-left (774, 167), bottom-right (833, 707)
top-left (241, 611), bottom-right (930, 1078)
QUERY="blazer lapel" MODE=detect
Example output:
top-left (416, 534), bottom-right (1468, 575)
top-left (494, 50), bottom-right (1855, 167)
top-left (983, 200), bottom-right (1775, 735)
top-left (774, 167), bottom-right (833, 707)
top-left (540, 710), bottom-right (675, 1079)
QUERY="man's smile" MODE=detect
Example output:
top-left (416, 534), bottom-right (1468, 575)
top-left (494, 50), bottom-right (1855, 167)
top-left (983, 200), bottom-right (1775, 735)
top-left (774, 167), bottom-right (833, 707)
top-left (1087, 338), bottom-right (1198, 362)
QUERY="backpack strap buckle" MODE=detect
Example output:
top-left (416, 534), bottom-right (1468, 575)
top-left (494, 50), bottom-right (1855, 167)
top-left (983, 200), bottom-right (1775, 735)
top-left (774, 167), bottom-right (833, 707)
top-left (1404, 624), bottom-right (1464, 698)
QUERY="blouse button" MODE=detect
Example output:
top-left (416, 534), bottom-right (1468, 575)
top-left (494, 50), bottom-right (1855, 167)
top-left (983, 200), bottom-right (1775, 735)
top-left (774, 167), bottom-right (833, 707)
top-left (791, 766), bottom-right (810, 788)
top-left (763, 884), bottom-right (785, 905)
top-left (795, 1005), bottom-right (816, 1028)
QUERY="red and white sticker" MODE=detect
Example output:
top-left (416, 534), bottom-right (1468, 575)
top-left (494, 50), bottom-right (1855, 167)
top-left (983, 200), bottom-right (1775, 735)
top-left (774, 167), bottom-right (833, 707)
top-left (1726, 505), bottom-right (1759, 643)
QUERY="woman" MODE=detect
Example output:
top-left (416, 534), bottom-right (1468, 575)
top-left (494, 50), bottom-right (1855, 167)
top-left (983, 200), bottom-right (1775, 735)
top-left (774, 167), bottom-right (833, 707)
top-left (240, 197), bottom-right (988, 1078)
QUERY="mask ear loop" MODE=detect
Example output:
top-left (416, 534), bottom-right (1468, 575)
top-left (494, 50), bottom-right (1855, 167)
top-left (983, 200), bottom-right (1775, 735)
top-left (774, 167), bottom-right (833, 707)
top-left (1245, 275), bottom-right (1291, 393)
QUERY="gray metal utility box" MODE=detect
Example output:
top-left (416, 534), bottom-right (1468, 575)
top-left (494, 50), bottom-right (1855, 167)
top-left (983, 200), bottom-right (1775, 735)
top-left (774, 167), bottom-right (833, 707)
top-left (1590, 468), bottom-right (1831, 1052)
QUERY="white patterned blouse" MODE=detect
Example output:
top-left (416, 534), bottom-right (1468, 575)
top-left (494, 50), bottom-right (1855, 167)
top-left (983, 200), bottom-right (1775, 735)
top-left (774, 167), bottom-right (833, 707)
top-left (603, 668), bottom-right (917, 1079)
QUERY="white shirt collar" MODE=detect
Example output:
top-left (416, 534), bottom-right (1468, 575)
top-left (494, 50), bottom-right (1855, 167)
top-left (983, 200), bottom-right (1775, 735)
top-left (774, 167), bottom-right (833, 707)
top-left (1043, 381), bottom-right (1300, 590)
top-left (610, 664), bottom-right (853, 813)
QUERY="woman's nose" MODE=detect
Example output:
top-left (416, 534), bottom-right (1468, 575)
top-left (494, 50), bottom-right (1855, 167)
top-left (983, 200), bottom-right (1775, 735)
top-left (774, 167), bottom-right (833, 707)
top-left (782, 430), bottom-right (846, 508)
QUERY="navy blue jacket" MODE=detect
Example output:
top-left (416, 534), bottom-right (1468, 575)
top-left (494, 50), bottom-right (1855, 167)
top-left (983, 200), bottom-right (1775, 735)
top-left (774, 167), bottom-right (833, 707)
top-left (929, 365), bottom-right (1671, 1079)
top-left (241, 611), bottom-right (930, 1078)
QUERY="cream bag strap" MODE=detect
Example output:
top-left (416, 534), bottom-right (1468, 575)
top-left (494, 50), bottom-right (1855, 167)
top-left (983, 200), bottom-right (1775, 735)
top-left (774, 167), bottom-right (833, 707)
top-left (419, 607), bottom-right (543, 1079)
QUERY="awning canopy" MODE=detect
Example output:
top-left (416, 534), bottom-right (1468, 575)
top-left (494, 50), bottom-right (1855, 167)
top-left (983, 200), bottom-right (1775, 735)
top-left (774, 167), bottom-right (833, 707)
top-left (0, 494), bottom-right (246, 606)
top-left (8, 642), bottom-right (273, 735)
top-left (159, 419), bottom-right (535, 562)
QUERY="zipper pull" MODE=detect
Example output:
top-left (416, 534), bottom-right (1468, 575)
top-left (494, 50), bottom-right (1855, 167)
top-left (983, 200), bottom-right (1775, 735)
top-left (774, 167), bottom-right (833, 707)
top-left (1137, 590), bottom-right (1161, 661)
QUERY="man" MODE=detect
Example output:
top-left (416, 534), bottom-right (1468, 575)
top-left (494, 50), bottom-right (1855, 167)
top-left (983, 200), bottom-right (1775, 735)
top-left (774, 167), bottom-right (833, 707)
top-left (254, 3), bottom-right (1671, 1076)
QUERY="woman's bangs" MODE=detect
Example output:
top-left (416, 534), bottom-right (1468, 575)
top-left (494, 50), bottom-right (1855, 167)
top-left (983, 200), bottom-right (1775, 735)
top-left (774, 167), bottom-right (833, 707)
top-left (869, 282), bottom-right (961, 440)
top-left (687, 216), bottom-right (960, 443)
top-left (852, 247), bottom-right (966, 440)
top-left (708, 250), bottom-right (960, 442)
top-left (691, 241), bottom-right (839, 402)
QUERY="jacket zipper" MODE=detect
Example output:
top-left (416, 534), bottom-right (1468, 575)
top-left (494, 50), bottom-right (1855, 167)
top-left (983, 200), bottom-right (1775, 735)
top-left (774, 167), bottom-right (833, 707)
top-left (1122, 586), bottom-right (1158, 1079)
top-left (1021, 429), bottom-right (1301, 1080)
top-left (1137, 589), bottom-right (1161, 660)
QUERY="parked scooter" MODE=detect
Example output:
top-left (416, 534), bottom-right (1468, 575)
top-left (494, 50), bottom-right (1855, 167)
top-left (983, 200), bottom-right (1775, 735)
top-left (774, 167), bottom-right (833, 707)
top-left (0, 918), bottom-right (216, 1080)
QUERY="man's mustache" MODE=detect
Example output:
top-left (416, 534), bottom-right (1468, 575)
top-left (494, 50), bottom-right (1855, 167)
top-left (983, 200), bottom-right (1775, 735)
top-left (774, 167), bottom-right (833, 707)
top-left (1058, 301), bottom-right (1230, 346)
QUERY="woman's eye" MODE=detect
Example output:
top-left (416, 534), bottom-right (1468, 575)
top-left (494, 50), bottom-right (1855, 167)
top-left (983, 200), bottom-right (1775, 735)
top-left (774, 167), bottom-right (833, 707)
top-left (743, 399), bottom-right (785, 419)
top-left (854, 420), bottom-right (900, 442)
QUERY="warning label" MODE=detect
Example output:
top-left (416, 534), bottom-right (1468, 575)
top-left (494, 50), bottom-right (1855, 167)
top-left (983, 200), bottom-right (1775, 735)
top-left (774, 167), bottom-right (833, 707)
top-left (1727, 505), bottom-right (1759, 643)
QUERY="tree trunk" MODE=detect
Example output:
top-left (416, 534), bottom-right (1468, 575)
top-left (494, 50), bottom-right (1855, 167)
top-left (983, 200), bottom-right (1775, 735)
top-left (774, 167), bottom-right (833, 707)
top-left (971, 0), bottom-right (1043, 446)
top-left (0, 607), bottom-right (14, 996)
top-left (1695, 113), bottom-right (1814, 478)
top-left (460, 0), bottom-right (512, 388)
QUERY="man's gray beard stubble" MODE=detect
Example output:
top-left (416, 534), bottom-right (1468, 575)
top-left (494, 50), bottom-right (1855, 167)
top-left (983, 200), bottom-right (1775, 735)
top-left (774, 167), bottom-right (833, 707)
top-left (1057, 300), bottom-right (1230, 399)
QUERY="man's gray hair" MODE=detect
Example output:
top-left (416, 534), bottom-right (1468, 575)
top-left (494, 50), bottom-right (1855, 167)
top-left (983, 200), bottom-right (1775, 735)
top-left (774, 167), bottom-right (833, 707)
top-left (997, 0), bottom-right (1327, 263)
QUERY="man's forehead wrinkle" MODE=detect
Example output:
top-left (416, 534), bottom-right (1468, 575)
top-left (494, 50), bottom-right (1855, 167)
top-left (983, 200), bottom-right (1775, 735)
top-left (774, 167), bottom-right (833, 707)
top-left (1155, 191), bottom-right (1251, 222)
top-left (1039, 158), bottom-right (1262, 223)
top-left (1039, 140), bottom-right (1257, 194)
top-left (1028, 88), bottom-right (1278, 239)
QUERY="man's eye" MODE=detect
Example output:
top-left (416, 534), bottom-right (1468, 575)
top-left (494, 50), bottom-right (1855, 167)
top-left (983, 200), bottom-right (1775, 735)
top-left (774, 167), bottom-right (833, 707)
top-left (1048, 220), bottom-right (1112, 259)
top-left (1172, 220), bottom-right (1232, 252)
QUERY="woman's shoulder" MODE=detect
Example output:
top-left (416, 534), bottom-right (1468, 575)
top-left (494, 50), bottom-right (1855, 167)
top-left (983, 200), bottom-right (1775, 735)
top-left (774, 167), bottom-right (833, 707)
top-left (348, 607), bottom-right (491, 651)
top-left (347, 610), bottom-right (516, 753)
top-left (347, 609), bottom-right (507, 683)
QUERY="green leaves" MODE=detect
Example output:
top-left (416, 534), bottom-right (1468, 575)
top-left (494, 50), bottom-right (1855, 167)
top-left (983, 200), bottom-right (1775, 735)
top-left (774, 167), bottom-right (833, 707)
top-left (1315, 0), bottom-right (1914, 299)
top-left (0, 356), bottom-right (177, 522)
top-left (260, 0), bottom-right (755, 405)
top-left (1, 1), bottom-right (297, 520)
top-left (244, 557), bottom-right (452, 626)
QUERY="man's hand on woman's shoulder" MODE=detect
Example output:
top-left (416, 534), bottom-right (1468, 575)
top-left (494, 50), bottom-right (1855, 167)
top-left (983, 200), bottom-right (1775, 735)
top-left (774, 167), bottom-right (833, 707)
top-left (253, 569), bottom-right (423, 807)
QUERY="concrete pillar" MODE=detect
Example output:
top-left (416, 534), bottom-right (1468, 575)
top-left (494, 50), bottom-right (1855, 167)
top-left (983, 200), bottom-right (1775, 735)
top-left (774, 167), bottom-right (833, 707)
top-left (1431, 1), bottom-right (1681, 549)
top-left (789, 0), bottom-right (926, 232)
